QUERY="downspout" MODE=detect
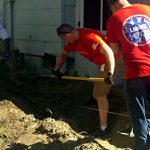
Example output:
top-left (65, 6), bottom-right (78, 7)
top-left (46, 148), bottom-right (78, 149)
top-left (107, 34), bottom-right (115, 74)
top-left (8, 0), bottom-right (15, 45)
top-left (100, 0), bottom-right (103, 31)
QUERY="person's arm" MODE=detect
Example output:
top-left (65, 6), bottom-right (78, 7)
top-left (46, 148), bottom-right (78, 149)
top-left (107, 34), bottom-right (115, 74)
top-left (109, 43), bottom-right (122, 74)
top-left (100, 42), bottom-right (115, 75)
top-left (54, 49), bottom-right (68, 71)
top-left (53, 49), bottom-right (68, 80)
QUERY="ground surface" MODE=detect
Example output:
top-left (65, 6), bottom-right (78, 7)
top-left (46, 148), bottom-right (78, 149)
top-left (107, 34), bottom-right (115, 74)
top-left (0, 65), bottom-right (133, 150)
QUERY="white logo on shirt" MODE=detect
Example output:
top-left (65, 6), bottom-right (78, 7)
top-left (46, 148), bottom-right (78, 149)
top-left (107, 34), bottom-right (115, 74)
top-left (123, 15), bottom-right (150, 46)
top-left (92, 42), bottom-right (99, 50)
top-left (79, 51), bottom-right (88, 55)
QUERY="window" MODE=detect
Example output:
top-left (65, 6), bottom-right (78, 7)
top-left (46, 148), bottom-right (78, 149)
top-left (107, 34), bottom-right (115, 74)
top-left (43, 53), bottom-right (56, 71)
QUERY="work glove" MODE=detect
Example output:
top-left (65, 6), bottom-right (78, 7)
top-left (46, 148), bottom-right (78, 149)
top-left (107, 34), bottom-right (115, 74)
top-left (53, 70), bottom-right (64, 81)
top-left (104, 72), bottom-right (114, 85)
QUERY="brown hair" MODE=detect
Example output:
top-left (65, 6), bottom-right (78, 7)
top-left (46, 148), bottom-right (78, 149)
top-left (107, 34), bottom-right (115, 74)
top-left (57, 24), bottom-right (75, 35)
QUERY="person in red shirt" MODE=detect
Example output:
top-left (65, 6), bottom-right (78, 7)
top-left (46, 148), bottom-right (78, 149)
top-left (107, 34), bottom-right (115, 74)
top-left (107, 0), bottom-right (150, 149)
top-left (53, 23), bottom-right (115, 137)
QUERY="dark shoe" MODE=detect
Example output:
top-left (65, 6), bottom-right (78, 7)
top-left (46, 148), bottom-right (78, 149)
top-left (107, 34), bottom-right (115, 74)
top-left (93, 126), bottom-right (111, 137)
top-left (117, 126), bottom-right (134, 137)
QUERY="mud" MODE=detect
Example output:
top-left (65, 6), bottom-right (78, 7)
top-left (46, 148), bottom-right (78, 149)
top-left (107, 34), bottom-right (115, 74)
top-left (0, 66), bottom-right (133, 150)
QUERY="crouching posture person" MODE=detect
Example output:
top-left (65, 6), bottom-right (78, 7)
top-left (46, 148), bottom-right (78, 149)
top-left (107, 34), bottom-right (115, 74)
top-left (53, 24), bottom-right (115, 137)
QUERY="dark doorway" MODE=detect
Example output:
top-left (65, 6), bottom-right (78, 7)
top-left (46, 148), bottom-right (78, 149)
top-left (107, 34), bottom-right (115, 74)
top-left (103, 1), bottom-right (112, 30)
top-left (84, 0), bottom-right (101, 30)
top-left (83, 0), bottom-right (112, 31)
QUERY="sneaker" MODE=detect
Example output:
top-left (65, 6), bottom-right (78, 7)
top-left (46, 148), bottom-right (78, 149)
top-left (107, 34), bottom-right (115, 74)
top-left (93, 126), bottom-right (111, 137)
top-left (117, 126), bottom-right (134, 137)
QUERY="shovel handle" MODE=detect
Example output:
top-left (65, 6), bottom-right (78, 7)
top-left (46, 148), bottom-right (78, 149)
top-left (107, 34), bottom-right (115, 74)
top-left (50, 75), bottom-right (104, 82)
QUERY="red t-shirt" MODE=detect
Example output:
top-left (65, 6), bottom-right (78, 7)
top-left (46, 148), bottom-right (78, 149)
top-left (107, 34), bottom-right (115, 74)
top-left (64, 28), bottom-right (106, 65)
top-left (107, 4), bottom-right (150, 79)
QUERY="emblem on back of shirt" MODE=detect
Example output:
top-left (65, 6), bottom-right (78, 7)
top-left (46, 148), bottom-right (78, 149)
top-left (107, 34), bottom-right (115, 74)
top-left (123, 15), bottom-right (150, 46)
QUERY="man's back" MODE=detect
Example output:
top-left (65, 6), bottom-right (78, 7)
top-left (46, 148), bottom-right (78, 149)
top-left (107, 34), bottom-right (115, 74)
top-left (107, 4), bottom-right (150, 79)
top-left (64, 28), bottom-right (107, 65)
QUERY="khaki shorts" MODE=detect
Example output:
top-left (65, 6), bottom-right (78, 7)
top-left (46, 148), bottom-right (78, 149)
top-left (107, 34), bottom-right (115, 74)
top-left (93, 66), bottom-right (112, 98)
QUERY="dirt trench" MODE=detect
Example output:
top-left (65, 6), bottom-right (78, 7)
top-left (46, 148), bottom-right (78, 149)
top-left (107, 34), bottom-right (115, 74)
top-left (0, 66), bottom-right (133, 150)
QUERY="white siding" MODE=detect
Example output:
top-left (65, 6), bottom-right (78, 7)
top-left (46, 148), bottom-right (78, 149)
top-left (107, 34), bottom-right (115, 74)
top-left (0, 0), bottom-right (149, 75)
top-left (0, 0), bottom-right (3, 17)
top-left (64, 0), bottom-right (76, 25)
top-left (0, 0), bottom-right (64, 70)
top-left (4, 0), bottom-right (62, 56)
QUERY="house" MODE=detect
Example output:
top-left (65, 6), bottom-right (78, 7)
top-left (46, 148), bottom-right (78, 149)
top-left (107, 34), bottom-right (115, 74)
top-left (0, 0), bottom-right (149, 78)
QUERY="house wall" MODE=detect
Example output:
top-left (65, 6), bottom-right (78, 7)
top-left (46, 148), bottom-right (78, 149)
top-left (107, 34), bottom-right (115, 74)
top-left (0, 1), bottom-right (3, 17)
top-left (3, 0), bottom-right (62, 70)
top-left (5, 0), bottom-right (61, 54)
top-left (0, 0), bottom-right (149, 77)
top-left (2, 0), bottom-right (76, 71)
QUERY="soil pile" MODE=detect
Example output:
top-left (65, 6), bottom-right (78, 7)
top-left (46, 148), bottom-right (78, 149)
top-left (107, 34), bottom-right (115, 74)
top-left (0, 66), bottom-right (133, 150)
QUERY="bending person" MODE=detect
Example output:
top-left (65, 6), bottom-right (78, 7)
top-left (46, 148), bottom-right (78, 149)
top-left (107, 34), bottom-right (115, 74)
top-left (53, 24), bottom-right (115, 137)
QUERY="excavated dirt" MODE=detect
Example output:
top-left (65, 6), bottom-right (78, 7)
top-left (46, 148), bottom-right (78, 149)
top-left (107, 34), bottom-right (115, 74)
top-left (0, 65), bottom-right (134, 150)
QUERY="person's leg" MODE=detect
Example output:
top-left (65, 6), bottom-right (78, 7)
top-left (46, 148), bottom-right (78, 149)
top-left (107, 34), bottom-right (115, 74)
top-left (96, 96), bottom-right (109, 127)
top-left (125, 78), bottom-right (149, 150)
top-left (144, 76), bottom-right (150, 149)
top-left (93, 71), bottom-right (111, 133)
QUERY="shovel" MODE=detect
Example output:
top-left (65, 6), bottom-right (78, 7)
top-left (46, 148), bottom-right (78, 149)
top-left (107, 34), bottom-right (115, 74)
top-left (41, 75), bottom-right (104, 82)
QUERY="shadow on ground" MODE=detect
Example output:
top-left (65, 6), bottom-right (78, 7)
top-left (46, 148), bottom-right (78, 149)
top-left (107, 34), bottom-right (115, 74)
top-left (0, 64), bottom-right (133, 150)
